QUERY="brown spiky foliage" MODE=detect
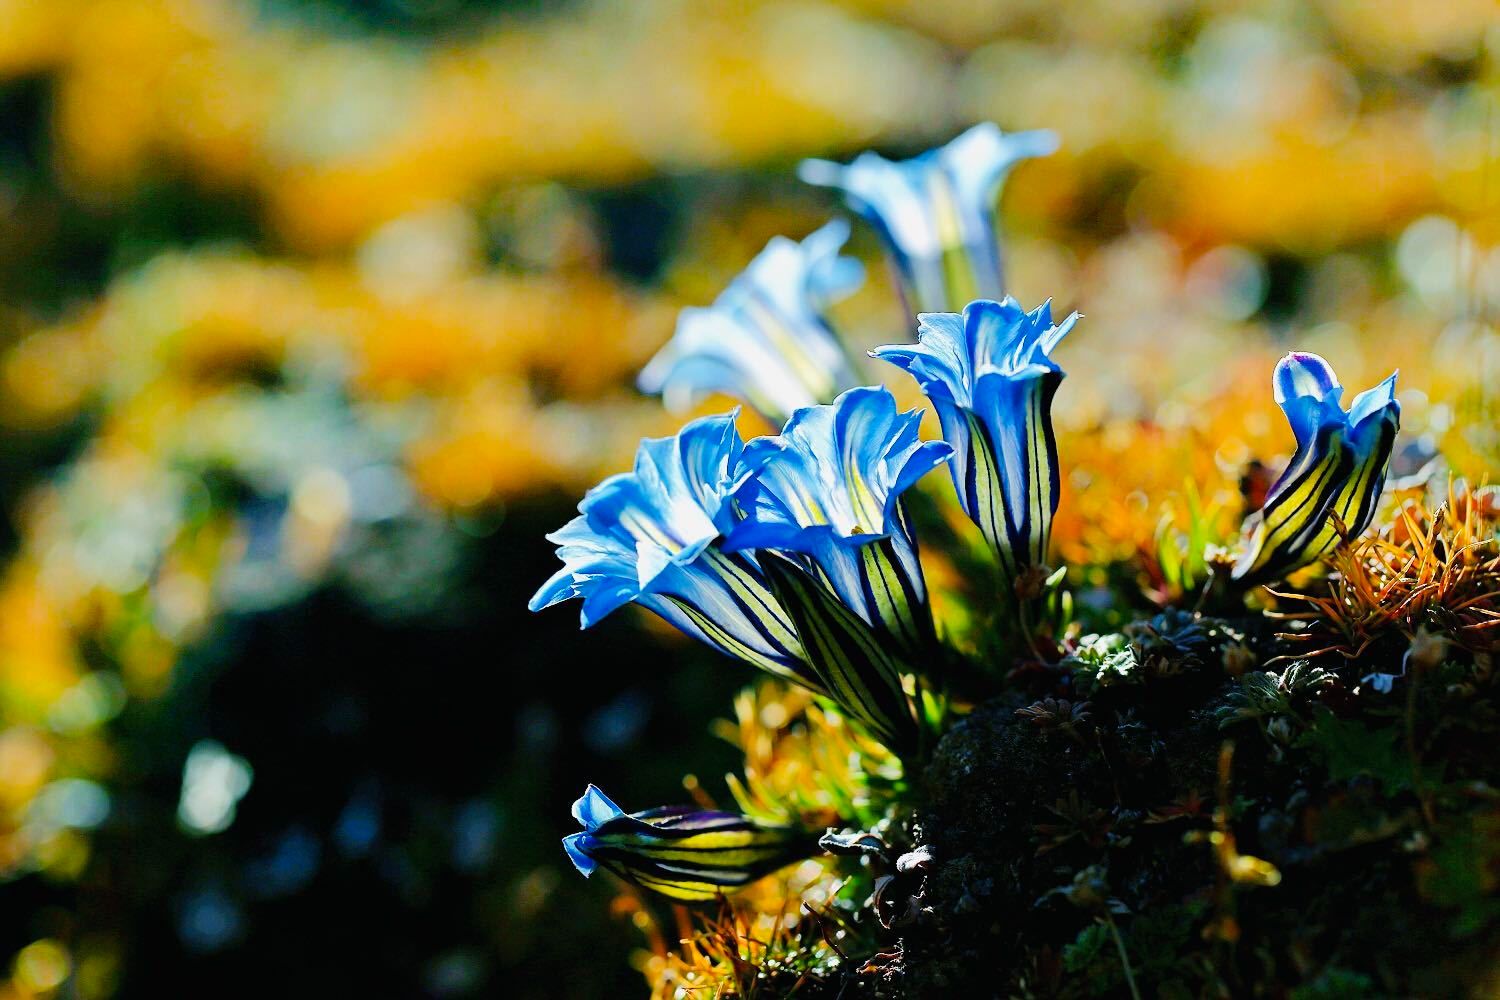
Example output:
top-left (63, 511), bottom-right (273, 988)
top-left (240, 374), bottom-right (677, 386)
top-left (629, 860), bottom-right (853, 999)
top-left (1271, 484), bottom-right (1500, 663)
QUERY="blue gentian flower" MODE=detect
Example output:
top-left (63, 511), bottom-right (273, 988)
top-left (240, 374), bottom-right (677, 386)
top-left (529, 412), bottom-right (821, 694)
top-left (638, 220), bottom-right (864, 427)
top-left (728, 386), bottom-right (950, 655)
top-left (800, 123), bottom-right (1057, 314)
top-left (725, 387), bottom-right (949, 750)
top-left (1232, 352), bottom-right (1400, 583)
top-left (563, 785), bottom-right (811, 902)
top-left (872, 298), bottom-right (1077, 591)
top-left (753, 550), bottom-right (921, 753)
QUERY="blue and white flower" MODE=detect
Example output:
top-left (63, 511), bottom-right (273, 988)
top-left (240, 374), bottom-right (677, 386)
top-left (563, 785), bottom-right (810, 902)
top-left (1232, 352), bottom-right (1400, 583)
top-left (638, 220), bottom-right (864, 427)
top-left (800, 123), bottom-right (1057, 314)
top-left (725, 387), bottom-right (949, 750)
top-left (728, 386), bottom-right (951, 655)
top-left (872, 298), bottom-right (1077, 591)
top-left (529, 412), bottom-right (819, 693)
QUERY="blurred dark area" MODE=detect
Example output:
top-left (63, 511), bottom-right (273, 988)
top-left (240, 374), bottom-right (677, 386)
top-left (3, 497), bottom-right (745, 997)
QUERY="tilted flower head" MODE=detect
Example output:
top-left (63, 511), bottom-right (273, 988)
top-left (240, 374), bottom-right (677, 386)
top-left (799, 123), bottom-right (1058, 314)
top-left (727, 386), bottom-right (951, 657)
top-left (872, 298), bottom-right (1077, 590)
top-left (529, 412), bottom-right (822, 694)
top-left (638, 220), bottom-right (864, 428)
top-left (562, 785), bottom-right (812, 902)
top-left (725, 387), bottom-right (950, 752)
top-left (1232, 352), bottom-right (1400, 584)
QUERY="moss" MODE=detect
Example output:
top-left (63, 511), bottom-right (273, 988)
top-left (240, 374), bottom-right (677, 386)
top-left (890, 611), bottom-right (1500, 997)
top-left (903, 683), bottom-right (1221, 996)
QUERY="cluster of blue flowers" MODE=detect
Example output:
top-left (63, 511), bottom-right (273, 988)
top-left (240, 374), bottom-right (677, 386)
top-left (531, 124), bottom-right (1404, 901)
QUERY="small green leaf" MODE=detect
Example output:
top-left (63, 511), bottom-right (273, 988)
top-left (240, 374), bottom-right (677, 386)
top-left (1297, 710), bottom-right (1416, 796)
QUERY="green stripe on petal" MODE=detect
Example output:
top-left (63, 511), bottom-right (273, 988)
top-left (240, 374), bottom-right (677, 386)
top-left (666, 595), bottom-right (825, 697)
top-left (1232, 356), bottom-right (1401, 584)
top-left (759, 551), bottom-right (917, 753)
top-left (1026, 381), bottom-right (1052, 566)
top-left (964, 410), bottom-right (1018, 583)
top-left (566, 787), bottom-right (816, 903)
top-left (856, 536), bottom-right (933, 658)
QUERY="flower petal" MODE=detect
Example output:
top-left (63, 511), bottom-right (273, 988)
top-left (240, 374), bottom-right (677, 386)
top-left (563, 786), bottom-right (813, 902)
top-left (530, 414), bottom-right (811, 682)
top-left (759, 552), bottom-right (916, 753)
top-left (1232, 356), bottom-right (1402, 582)
top-left (875, 298), bottom-right (1074, 588)
top-left (572, 784), bottom-right (625, 830)
top-left (639, 224), bottom-right (862, 425)
top-left (801, 124), bottom-right (1056, 311)
top-left (562, 832), bottom-right (598, 877)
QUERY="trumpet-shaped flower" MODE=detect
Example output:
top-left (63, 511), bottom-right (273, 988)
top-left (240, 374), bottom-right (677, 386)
top-left (1232, 353), bottom-right (1400, 583)
top-left (725, 387), bottom-right (949, 751)
top-left (872, 298), bottom-right (1077, 589)
top-left (562, 785), bottom-right (811, 902)
top-left (728, 386), bottom-right (950, 655)
top-left (638, 220), bottom-right (864, 427)
top-left (799, 123), bottom-right (1057, 314)
top-left (529, 412), bottom-right (821, 694)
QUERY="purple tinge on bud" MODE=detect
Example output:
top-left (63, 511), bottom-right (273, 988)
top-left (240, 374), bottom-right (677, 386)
top-left (561, 785), bottom-right (811, 902)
